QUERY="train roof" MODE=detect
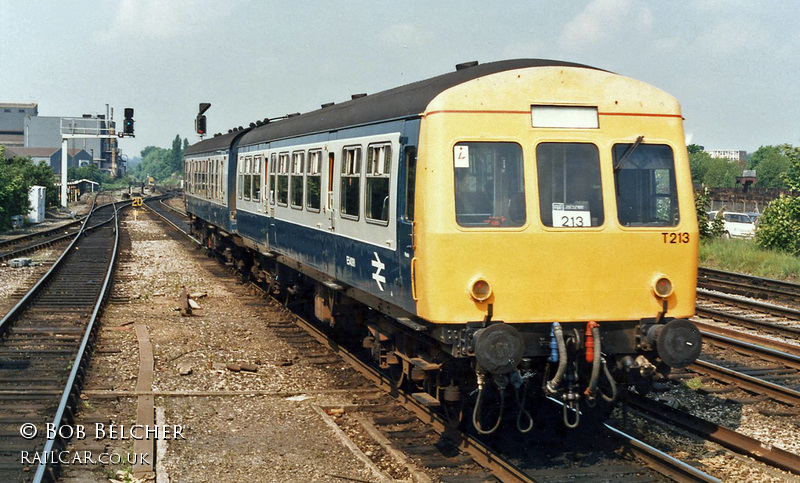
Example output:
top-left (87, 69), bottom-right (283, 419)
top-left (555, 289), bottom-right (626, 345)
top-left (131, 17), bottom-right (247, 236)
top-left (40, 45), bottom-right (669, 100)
top-left (185, 129), bottom-right (245, 157)
top-left (186, 59), bottom-right (598, 156)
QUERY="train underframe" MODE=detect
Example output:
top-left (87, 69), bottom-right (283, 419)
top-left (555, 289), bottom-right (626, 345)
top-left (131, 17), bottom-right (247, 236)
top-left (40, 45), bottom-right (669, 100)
top-left (191, 217), bottom-right (702, 432)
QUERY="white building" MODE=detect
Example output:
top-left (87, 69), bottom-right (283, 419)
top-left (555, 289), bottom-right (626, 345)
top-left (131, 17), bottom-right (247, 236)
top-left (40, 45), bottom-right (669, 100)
top-left (706, 149), bottom-right (747, 164)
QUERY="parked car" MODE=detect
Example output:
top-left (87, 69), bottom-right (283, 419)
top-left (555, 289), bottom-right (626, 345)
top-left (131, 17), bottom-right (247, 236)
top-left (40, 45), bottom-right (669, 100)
top-left (745, 212), bottom-right (762, 225)
top-left (709, 211), bottom-right (756, 238)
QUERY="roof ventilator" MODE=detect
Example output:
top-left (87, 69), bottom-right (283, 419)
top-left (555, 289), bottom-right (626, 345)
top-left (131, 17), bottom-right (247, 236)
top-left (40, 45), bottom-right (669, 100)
top-left (456, 61), bottom-right (479, 71)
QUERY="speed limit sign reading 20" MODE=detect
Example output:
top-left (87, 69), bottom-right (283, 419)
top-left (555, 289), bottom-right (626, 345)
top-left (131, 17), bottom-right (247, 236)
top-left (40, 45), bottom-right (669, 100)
top-left (132, 197), bottom-right (143, 207)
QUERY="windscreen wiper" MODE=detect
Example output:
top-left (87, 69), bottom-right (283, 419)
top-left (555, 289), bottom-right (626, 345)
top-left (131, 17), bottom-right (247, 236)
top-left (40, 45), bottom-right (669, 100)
top-left (614, 135), bottom-right (644, 171)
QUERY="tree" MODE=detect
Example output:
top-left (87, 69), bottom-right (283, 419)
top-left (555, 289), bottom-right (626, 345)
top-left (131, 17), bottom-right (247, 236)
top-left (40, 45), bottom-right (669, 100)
top-left (756, 154), bottom-right (790, 188)
top-left (68, 165), bottom-right (112, 185)
top-left (131, 135), bottom-right (188, 184)
top-left (0, 156), bottom-right (57, 228)
top-left (689, 150), bottom-right (740, 187)
top-left (779, 144), bottom-right (800, 190)
top-left (689, 150), bottom-right (711, 184)
top-left (702, 156), bottom-right (740, 187)
top-left (748, 145), bottom-right (782, 170)
top-left (747, 145), bottom-right (791, 188)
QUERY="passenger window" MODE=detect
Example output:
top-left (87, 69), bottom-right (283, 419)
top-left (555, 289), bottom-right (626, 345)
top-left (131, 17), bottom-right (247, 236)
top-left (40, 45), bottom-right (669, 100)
top-left (537, 143), bottom-right (603, 227)
top-left (243, 156), bottom-right (252, 200)
top-left (613, 143), bottom-right (679, 226)
top-left (366, 144), bottom-right (391, 224)
top-left (454, 142), bottom-right (524, 227)
top-left (307, 150), bottom-right (322, 211)
top-left (277, 153), bottom-right (289, 206)
top-left (253, 155), bottom-right (262, 202)
top-left (237, 157), bottom-right (244, 200)
top-left (341, 146), bottom-right (361, 219)
top-left (291, 151), bottom-right (305, 209)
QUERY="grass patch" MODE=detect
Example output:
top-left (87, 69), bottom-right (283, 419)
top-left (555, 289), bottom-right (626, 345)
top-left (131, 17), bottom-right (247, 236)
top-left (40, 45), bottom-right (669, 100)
top-left (683, 376), bottom-right (703, 391)
top-left (700, 237), bottom-right (800, 282)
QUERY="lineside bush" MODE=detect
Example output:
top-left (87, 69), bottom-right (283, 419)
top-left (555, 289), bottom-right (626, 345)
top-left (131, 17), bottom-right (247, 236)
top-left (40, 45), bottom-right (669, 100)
top-left (695, 186), bottom-right (725, 240)
top-left (0, 155), bottom-right (57, 229)
top-left (755, 194), bottom-right (800, 255)
top-left (755, 144), bottom-right (800, 255)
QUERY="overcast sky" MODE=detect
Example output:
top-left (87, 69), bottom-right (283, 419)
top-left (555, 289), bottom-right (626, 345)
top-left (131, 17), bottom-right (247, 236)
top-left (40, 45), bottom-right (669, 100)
top-left (2, 1), bottom-right (798, 158)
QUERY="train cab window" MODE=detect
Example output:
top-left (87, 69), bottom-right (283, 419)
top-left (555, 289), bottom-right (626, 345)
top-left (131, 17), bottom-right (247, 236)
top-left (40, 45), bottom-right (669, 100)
top-left (613, 143), bottom-right (679, 226)
top-left (253, 155), bottom-right (262, 202)
top-left (454, 142), bottom-right (524, 227)
top-left (341, 146), bottom-right (362, 219)
top-left (269, 153), bottom-right (277, 204)
top-left (290, 151), bottom-right (305, 209)
top-left (306, 149), bottom-right (322, 212)
top-left (277, 153), bottom-right (289, 205)
top-left (536, 143), bottom-right (603, 227)
top-left (366, 143), bottom-right (391, 224)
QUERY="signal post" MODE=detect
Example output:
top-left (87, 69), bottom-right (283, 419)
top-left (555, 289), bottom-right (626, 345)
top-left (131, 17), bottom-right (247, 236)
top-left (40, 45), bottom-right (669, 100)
top-left (59, 108), bottom-right (134, 207)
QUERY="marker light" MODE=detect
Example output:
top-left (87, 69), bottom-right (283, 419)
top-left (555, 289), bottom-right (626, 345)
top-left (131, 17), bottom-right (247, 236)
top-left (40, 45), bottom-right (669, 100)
top-left (470, 279), bottom-right (492, 302)
top-left (654, 277), bottom-right (674, 298)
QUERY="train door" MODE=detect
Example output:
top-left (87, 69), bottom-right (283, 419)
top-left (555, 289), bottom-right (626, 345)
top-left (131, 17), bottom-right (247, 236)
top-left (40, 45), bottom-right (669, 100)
top-left (228, 154), bottom-right (236, 218)
top-left (263, 154), bottom-right (271, 250)
top-left (267, 153), bottom-right (278, 248)
top-left (326, 151), bottom-right (336, 231)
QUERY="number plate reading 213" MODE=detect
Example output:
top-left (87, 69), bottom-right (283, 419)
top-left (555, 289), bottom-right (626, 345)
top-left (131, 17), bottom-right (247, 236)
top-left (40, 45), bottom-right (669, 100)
top-left (663, 232), bottom-right (690, 244)
top-left (552, 203), bottom-right (591, 227)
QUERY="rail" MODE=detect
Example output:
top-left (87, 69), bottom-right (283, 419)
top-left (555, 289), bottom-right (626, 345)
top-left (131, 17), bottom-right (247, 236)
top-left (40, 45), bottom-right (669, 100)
top-left (0, 194), bottom-right (128, 481)
top-left (627, 393), bottom-right (800, 476)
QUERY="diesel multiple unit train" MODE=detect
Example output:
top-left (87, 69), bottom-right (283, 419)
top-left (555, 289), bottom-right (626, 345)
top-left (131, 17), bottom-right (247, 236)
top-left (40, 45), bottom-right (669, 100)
top-left (184, 59), bottom-right (702, 431)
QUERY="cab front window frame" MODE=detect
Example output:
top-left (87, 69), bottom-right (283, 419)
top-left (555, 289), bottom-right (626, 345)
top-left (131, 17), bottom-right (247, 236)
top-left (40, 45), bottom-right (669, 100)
top-left (453, 141), bottom-right (525, 228)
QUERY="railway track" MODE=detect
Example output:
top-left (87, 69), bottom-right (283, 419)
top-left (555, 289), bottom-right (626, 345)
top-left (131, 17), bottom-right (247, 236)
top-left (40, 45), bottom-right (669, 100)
top-left (686, 324), bottom-right (800, 407)
top-left (149, 197), bottom-right (719, 483)
top-left (698, 267), bottom-right (800, 307)
top-left (0, 198), bottom-right (124, 482)
top-left (693, 267), bottom-right (800, 406)
top-left (144, 196), bottom-right (193, 237)
top-left (696, 289), bottom-right (800, 341)
top-left (625, 393), bottom-right (800, 477)
top-left (0, 222), bottom-right (83, 263)
top-left (0, 193), bottom-right (121, 263)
